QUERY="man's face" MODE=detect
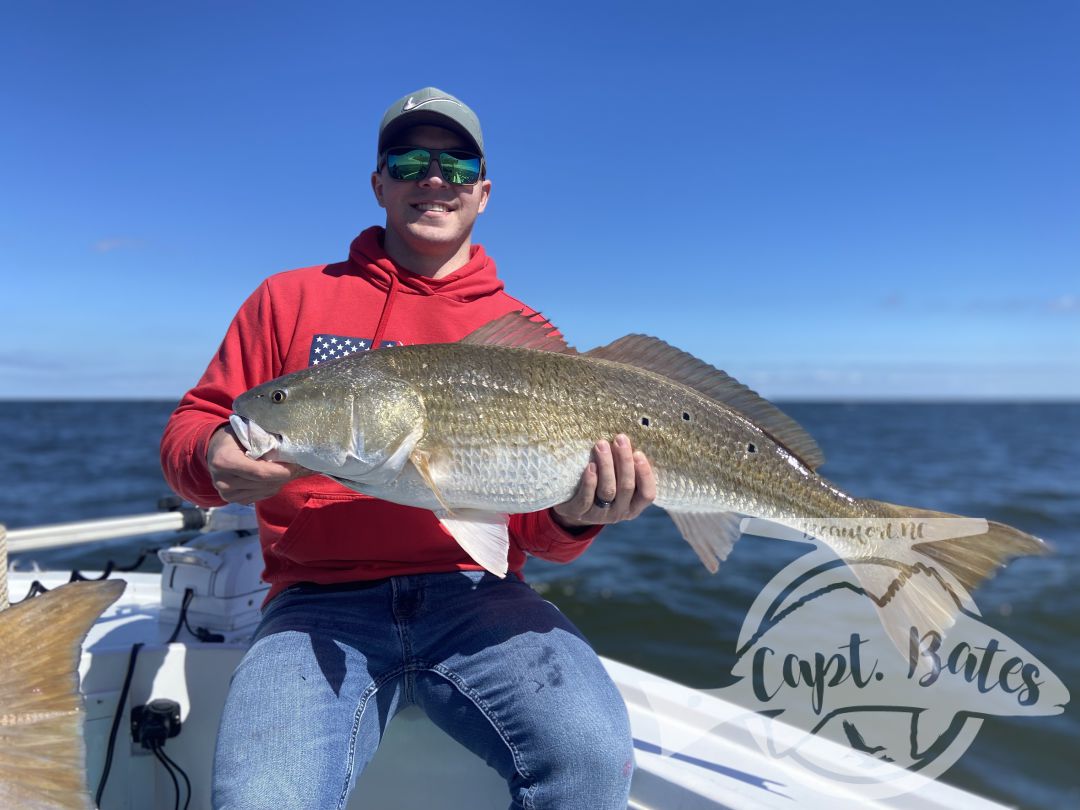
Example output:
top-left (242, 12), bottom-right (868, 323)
top-left (371, 124), bottom-right (492, 258)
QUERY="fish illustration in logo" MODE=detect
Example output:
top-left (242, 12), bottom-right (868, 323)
top-left (642, 538), bottom-right (1068, 798)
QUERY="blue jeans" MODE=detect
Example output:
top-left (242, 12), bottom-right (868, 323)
top-left (212, 571), bottom-right (633, 809)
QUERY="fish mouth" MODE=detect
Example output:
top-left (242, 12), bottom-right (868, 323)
top-left (229, 414), bottom-right (282, 460)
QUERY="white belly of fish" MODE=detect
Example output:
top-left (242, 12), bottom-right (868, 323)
top-left (343, 441), bottom-right (595, 513)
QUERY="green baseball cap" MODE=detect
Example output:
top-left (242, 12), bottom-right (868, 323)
top-left (377, 87), bottom-right (485, 161)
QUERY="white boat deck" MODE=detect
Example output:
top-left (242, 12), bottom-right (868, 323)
top-left (8, 559), bottom-right (1011, 810)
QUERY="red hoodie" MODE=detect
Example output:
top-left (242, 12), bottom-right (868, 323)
top-left (161, 227), bottom-right (600, 601)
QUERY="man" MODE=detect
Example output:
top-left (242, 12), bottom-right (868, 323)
top-left (161, 87), bottom-right (654, 809)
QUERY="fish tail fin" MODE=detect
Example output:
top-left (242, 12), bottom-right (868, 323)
top-left (850, 500), bottom-right (1047, 653)
top-left (0, 579), bottom-right (126, 809)
top-left (869, 499), bottom-right (1049, 593)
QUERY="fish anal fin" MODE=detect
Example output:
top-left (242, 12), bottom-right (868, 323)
top-left (458, 311), bottom-right (577, 354)
top-left (438, 510), bottom-right (511, 578)
top-left (666, 510), bottom-right (744, 573)
top-left (405, 448), bottom-right (511, 577)
top-left (585, 335), bottom-right (825, 471)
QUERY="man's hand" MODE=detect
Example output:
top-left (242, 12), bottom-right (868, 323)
top-left (552, 434), bottom-right (656, 529)
top-left (206, 425), bottom-right (311, 504)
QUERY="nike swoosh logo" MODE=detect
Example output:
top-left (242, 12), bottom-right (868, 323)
top-left (402, 96), bottom-right (461, 113)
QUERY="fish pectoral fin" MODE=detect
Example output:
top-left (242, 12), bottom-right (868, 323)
top-left (437, 510), bottom-right (511, 578)
top-left (665, 510), bottom-right (744, 573)
top-left (409, 448), bottom-right (453, 513)
top-left (343, 424), bottom-right (424, 485)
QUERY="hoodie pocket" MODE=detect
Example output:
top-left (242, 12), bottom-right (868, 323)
top-left (274, 491), bottom-right (367, 566)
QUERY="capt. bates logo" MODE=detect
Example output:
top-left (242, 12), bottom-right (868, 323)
top-left (640, 518), bottom-right (1069, 800)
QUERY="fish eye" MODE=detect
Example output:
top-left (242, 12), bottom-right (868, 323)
top-left (271, 389), bottom-right (288, 404)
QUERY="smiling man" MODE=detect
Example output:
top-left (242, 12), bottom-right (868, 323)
top-left (374, 125), bottom-right (490, 276)
top-left (161, 87), bottom-right (653, 809)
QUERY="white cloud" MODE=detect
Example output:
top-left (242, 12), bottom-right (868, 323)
top-left (874, 292), bottom-right (1079, 315)
top-left (741, 363), bottom-right (1080, 401)
top-left (93, 237), bottom-right (143, 253)
top-left (1048, 294), bottom-right (1079, 313)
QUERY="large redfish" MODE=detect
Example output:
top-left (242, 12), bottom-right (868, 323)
top-left (230, 313), bottom-right (1045, 647)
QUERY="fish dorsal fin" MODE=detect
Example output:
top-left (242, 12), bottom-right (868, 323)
top-left (459, 311), bottom-right (577, 354)
top-left (585, 335), bottom-right (825, 470)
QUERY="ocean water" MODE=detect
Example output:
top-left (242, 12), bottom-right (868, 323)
top-left (1, 400), bottom-right (1077, 808)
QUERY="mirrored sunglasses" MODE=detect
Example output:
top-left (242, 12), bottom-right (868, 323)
top-left (380, 147), bottom-right (484, 186)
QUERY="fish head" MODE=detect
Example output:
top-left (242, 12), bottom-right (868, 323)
top-left (231, 357), bottom-right (425, 483)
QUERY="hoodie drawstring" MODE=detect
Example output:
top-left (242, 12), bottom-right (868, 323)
top-left (371, 271), bottom-right (399, 350)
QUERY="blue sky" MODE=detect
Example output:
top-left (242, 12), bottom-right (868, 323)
top-left (2, 1), bottom-right (1077, 400)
